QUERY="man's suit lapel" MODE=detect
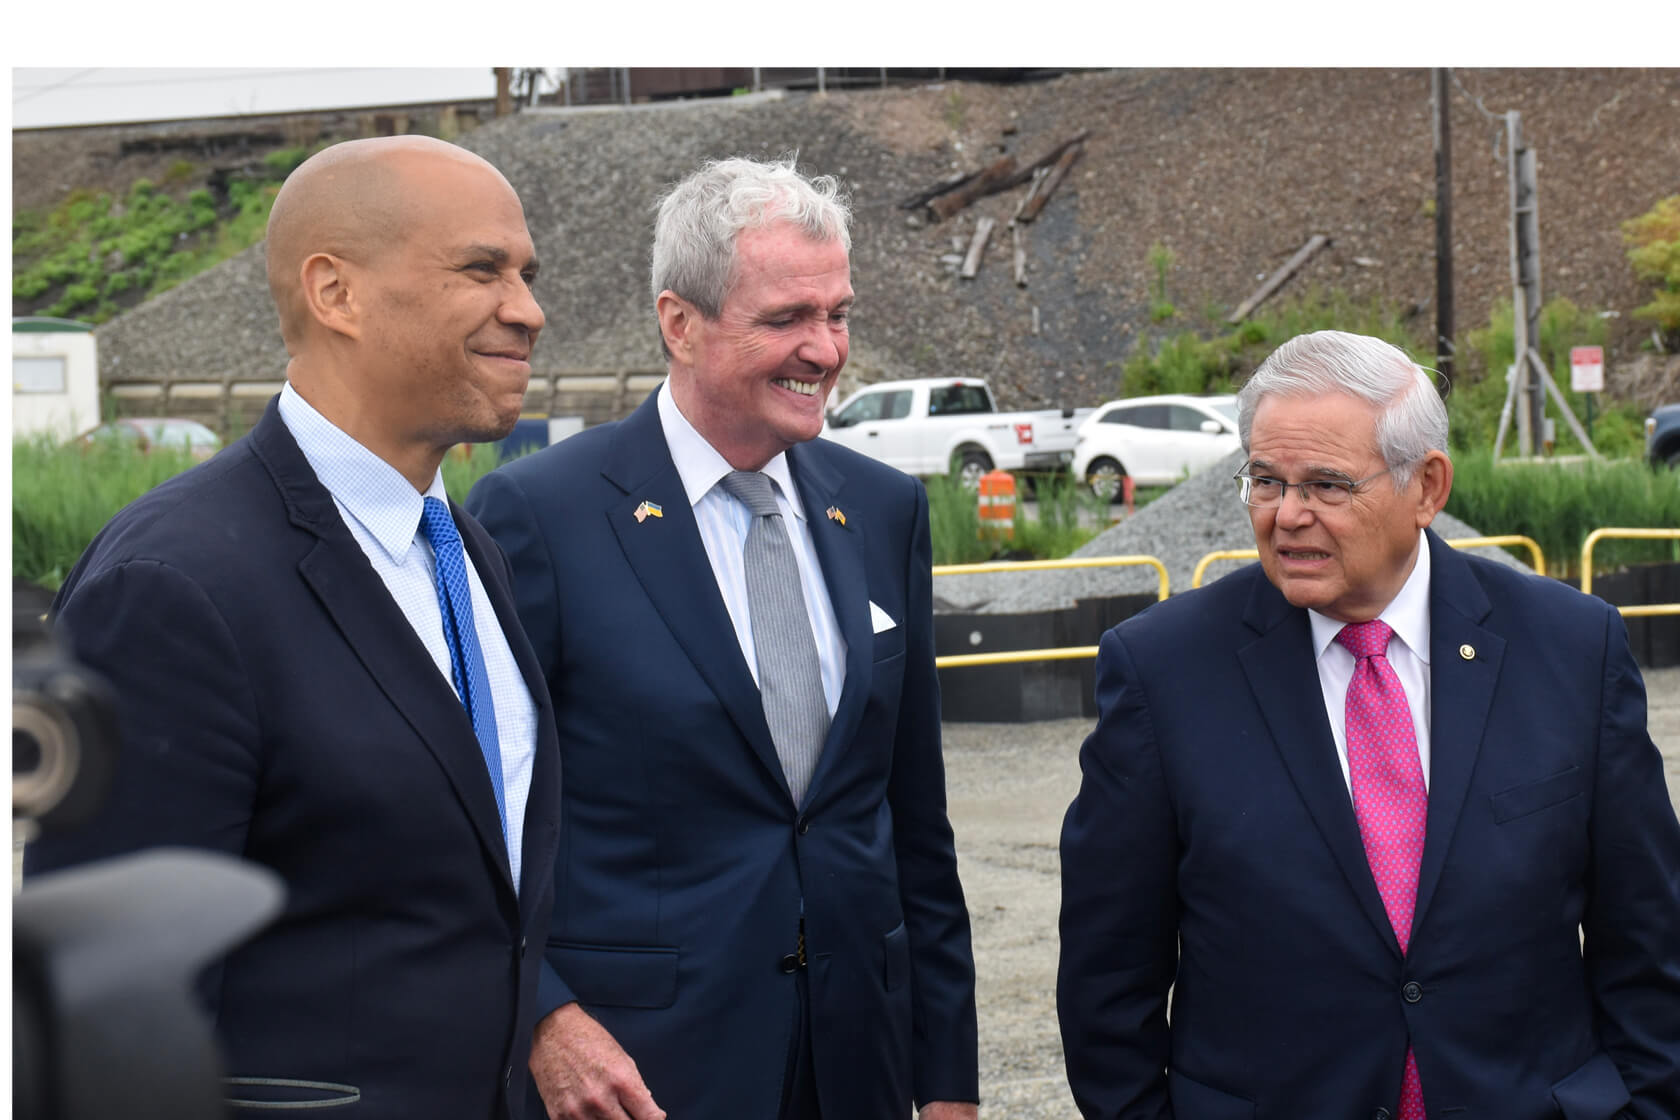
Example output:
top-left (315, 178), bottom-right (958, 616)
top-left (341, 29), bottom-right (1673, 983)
top-left (248, 400), bottom-right (518, 898)
top-left (600, 396), bottom-right (791, 797)
top-left (1237, 572), bottom-right (1400, 953)
top-left (1413, 530), bottom-right (1503, 934)
top-left (787, 443), bottom-right (873, 801)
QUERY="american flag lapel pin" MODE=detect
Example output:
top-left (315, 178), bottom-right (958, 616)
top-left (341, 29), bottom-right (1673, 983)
top-left (826, 505), bottom-right (846, 527)
top-left (633, 500), bottom-right (664, 523)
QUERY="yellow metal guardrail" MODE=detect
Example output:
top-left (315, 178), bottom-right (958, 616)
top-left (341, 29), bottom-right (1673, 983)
top-left (932, 555), bottom-right (1168, 668)
top-left (933, 529), bottom-right (1675, 670)
top-left (1189, 535), bottom-right (1549, 589)
top-left (1580, 528), bottom-right (1680, 618)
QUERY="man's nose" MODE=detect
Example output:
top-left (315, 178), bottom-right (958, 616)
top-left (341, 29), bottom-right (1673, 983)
top-left (1274, 484), bottom-right (1315, 526)
top-left (501, 280), bottom-right (546, 333)
top-left (796, 320), bottom-right (842, 370)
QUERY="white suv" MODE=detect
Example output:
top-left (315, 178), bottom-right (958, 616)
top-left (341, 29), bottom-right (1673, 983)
top-left (1072, 394), bottom-right (1241, 499)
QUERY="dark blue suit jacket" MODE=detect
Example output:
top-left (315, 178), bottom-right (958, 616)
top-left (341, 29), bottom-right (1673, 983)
top-left (466, 392), bottom-right (979, 1118)
top-left (1058, 531), bottom-right (1680, 1120)
top-left (25, 398), bottom-right (562, 1119)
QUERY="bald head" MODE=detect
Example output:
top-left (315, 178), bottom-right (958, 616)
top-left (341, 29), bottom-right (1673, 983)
top-left (265, 136), bottom-right (511, 347)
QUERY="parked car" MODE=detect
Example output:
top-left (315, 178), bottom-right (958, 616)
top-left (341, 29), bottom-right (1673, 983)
top-left (1646, 402), bottom-right (1680, 468)
top-left (1071, 393), bottom-right (1241, 499)
top-left (79, 417), bottom-right (223, 460)
top-left (822, 377), bottom-right (1095, 486)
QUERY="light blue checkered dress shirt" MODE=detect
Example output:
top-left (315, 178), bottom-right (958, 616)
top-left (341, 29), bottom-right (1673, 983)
top-left (278, 384), bottom-right (537, 891)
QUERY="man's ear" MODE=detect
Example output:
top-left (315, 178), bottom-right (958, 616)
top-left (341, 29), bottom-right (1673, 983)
top-left (656, 290), bottom-right (701, 361)
top-left (1414, 449), bottom-right (1454, 528)
top-left (299, 253), bottom-right (361, 341)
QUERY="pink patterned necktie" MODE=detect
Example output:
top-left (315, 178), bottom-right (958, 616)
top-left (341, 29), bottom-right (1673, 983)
top-left (1337, 619), bottom-right (1427, 1120)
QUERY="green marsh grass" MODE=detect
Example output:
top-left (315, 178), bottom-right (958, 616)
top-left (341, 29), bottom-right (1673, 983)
top-left (1446, 451), bottom-right (1680, 579)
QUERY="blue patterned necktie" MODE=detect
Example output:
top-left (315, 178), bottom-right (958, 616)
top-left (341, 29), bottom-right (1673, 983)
top-left (419, 497), bottom-right (509, 851)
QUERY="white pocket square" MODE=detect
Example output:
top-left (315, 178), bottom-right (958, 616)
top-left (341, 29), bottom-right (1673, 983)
top-left (869, 601), bottom-right (897, 635)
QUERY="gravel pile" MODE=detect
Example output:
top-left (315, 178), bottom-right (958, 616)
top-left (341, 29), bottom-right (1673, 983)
top-left (934, 449), bottom-right (1528, 615)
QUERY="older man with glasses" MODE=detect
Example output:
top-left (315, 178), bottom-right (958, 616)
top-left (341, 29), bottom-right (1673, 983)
top-left (1057, 329), bottom-right (1680, 1119)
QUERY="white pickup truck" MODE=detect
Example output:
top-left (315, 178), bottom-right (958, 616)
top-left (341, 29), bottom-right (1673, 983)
top-left (821, 377), bottom-right (1094, 486)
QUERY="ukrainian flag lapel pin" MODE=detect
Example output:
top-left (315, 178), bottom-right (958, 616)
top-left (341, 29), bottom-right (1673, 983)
top-left (633, 500), bottom-right (664, 524)
top-left (826, 505), bottom-right (846, 527)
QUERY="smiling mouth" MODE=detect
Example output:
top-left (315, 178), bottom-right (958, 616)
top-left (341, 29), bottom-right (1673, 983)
top-left (773, 378), bottom-right (821, 397)
top-left (1279, 548), bottom-right (1331, 562)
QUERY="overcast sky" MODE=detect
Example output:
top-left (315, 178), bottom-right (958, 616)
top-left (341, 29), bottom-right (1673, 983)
top-left (12, 68), bottom-right (505, 130)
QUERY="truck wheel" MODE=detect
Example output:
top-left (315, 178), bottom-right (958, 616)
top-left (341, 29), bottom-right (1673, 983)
top-left (1086, 457), bottom-right (1127, 503)
top-left (956, 450), bottom-right (993, 490)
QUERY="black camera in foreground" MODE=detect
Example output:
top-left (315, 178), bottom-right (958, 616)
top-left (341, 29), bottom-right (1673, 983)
top-left (13, 580), bottom-right (284, 1120)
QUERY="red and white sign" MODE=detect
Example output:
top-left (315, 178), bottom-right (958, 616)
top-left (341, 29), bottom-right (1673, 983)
top-left (1570, 346), bottom-right (1604, 393)
top-left (1014, 423), bottom-right (1034, 445)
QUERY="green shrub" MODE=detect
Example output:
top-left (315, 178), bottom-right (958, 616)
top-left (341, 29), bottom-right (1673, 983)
top-left (1457, 297), bottom-right (1620, 456)
top-left (926, 474), bottom-right (993, 566)
top-left (1621, 194), bottom-right (1680, 347)
top-left (12, 434), bottom-right (202, 592)
top-left (925, 473), bottom-right (1104, 565)
top-left (1445, 450), bottom-right (1680, 578)
top-left (441, 443), bottom-right (507, 504)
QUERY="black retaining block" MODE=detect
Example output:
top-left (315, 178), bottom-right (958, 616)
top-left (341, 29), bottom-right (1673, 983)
top-left (935, 593), bottom-right (1158, 723)
top-left (1589, 562), bottom-right (1680, 671)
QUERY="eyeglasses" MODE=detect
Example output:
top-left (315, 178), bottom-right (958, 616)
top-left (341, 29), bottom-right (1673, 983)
top-left (1233, 465), bottom-right (1404, 509)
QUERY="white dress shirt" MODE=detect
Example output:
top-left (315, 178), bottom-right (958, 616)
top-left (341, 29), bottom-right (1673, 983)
top-left (278, 383), bottom-right (537, 890)
top-left (1309, 529), bottom-right (1434, 795)
top-left (656, 381), bottom-right (847, 716)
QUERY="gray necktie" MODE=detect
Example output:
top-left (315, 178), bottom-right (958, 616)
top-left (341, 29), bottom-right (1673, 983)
top-left (719, 470), bottom-right (829, 807)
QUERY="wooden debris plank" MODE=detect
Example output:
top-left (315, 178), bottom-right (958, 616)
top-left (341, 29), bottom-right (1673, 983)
top-left (1016, 142), bottom-right (1083, 223)
top-left (1012, 224), bottom-right (1028, 287)
top-left (995, 130), bottom-right (1092, 192)
top-left (1012, 168), bottom-right (1048, 222)
top-left (898, 168), bottom-right (982, 211)
top-left (930, 156), bottom-right (1018, 222)
top-left (960, 217), bottom-right (997, 279)
top-left (1225, 234), bottom-right (1332, 323)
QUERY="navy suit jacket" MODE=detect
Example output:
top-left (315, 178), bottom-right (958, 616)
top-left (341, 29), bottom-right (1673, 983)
top-left (466, 391), bottom-right (979, 1118)
top-left (25, 398), bottom-right (562, 1119)
top-left (1058, 531), bottom-right (1680, 1120)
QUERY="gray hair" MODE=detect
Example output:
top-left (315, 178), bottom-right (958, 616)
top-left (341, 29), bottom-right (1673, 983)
top-left (650, 155), bottom-right (852, 358)
top-left (1236, 329), bottom-right (1449, 488)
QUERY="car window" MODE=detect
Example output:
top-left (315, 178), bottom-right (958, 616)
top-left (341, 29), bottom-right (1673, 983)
top-left (836, 393), bottom-right (885, 425)
top-left (1106, 404), bottom-right (1167, 429)
top-left (929, 385), bottom-right (990, 416)
top-left (1168, 405), bottom-right (1218, 432)
top-left (883, 390), bottom-right (911, 420)
top-left (1213, 400), bottom-right (1238, 423)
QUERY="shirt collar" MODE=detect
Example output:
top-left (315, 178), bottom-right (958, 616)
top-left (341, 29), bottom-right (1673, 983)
top-left (1309, 528), bottom-right (1432, 664)
top-left (656, 380), bottom-right (807, 521)
top-left (277, 382), bottom-right (448, 563)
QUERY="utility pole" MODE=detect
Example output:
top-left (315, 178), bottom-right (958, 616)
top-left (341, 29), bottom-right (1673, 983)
top-left (1492, 110), bottom-right (1599, 460)
top-left (494, 68), bottom-right (513, 118)
top-left (1431, 69), bottom-right (1455, 385)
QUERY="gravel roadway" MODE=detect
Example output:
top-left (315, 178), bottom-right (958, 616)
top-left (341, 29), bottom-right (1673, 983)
top-left (946, 665), bottom-right (1680, 1117)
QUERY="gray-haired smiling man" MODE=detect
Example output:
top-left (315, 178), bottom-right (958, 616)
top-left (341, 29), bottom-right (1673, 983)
top-left (469, 155), bottom-right (979, 1120)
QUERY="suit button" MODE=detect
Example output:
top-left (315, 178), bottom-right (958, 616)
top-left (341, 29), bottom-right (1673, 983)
top-left (778, 954), bottom-right (801, 974)
top-left (519, 936), bottom-right (528, 954)
top-left (504, 1065), bottom-right (513, 1087)
top-left (797, 817), bottom-right (810, 835)
top-left (1402, 981), bottom-right (1423, 1003)
top-left (1372, 1110), bottom-right (1391, 1120)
